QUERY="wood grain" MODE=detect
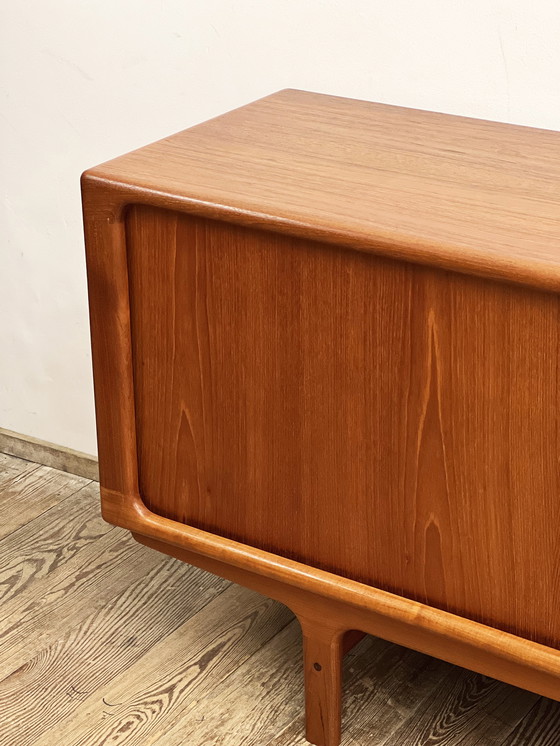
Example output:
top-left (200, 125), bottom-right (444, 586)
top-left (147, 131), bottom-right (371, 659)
top-left (0, 554), bottom-right (226, 745)
top-left (152, 619), bottom-right (305, 746)
top-left (0, 481), bottom-right (109, 604)
top-left (146, 625), bottom-right (371, 745)
top-left (32, 586), bottom-right (292, 746)
top-left (146, 627), bottom-right (538, 746)
top-left (0, 453), bottom-right (40, 487)
top-left (83, 89), bottom-right (560, 292)
top-left (301, 625), bottom-right (344, 746)
top-left (0, 464), bottom-right (90, 540)
top-left (127, 205), bottom-right (560, 650)
top-left (501, 697), bottom-right (560, 746)
top-left (382, 670), bottom-right (537, 746)
top-left (0, 530), bottom-right (152, 674)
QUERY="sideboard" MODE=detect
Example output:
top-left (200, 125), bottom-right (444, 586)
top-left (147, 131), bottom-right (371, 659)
top-left (82, 89), bottom-right (560, 745)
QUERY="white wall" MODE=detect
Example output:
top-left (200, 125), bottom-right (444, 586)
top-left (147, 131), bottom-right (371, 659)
top-left (2, 1), bottom-right (560, 455)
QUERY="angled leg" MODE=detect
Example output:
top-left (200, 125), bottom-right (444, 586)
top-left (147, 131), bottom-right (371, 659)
top-left (301, 620), bottom-right (345, 746)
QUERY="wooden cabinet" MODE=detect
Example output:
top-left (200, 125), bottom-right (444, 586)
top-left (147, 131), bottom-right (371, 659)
top-left (82, 90), bottom-right (560, 746)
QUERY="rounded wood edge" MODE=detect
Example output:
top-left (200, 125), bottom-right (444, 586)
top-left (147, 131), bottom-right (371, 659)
top-left (82, 179), bottom-right (139, 496)
top-left (101, 487), bottom-right (560, 701)
top-left (81, 172), bottom-right (560, 294)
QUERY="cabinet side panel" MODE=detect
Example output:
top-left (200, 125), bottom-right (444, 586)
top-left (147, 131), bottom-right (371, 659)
top-left (126, 205), bottom-right (560, 648)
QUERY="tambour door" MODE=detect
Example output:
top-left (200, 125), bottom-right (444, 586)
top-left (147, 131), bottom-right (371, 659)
top-left (126, 203), bottom-right (560, 650)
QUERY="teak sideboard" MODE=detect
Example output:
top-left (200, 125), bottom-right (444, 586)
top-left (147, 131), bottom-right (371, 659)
top-left (82, 89), bottom-right (560, 745)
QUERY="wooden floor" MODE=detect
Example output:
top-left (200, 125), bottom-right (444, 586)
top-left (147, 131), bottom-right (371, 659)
top-left (0, 453), bottom-right (559, 746)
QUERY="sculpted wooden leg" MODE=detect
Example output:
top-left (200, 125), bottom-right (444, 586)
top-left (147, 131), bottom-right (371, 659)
top-left (301, 621), bottom-right (345, 746)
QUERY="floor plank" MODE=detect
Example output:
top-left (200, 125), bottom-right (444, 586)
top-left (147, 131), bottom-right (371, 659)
top-left (0, 452), bottom-right (39, 486)
top-left (500, 697), bottom-right (560, 746)
top-left (0, 463), bottom-right (90, 540)
top-left (381, 667), bottom-right (538, 746)
top-left (31, 586), bottom-right (292, 746)
top-left (0, 481), bottom-right (109, 605)
top-left (0, 530), bottom-right (158, 674)
top-left (0, 557), bottom-right (228, 746)
top-left (153, 624), bottom-right (407, 745)
top-left (155, 618), bottom-right (304, 746)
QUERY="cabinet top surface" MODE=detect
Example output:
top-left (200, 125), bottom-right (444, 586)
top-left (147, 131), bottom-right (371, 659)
top-left (85, 89), bottom-right (560, 289)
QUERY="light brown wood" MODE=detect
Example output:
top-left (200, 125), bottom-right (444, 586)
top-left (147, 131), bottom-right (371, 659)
top-left (149, 620), bottom-right (305, 746)
top-left (302, 624), bottom-right (344, 746)
top-left (0, 452), bottom-right (40, 486)
top-left (33, 585), bottom-right (292, 746)
top-left (0, 463), bottom-right (90, 540)
top-left (84, 89), bottom-right (560, 292)
top-left (0, 481), bottom-right (108, 606)
top-left (379, 669), bottom-right (535, 746)
top-left (0, 530), bottom-right (150, 673)
top-left (82, 90), bottom-right (560, 746)
top-left (0, 532), bottom-right (228, 745)
top-left (126, 205), bottom-right (560, 649)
